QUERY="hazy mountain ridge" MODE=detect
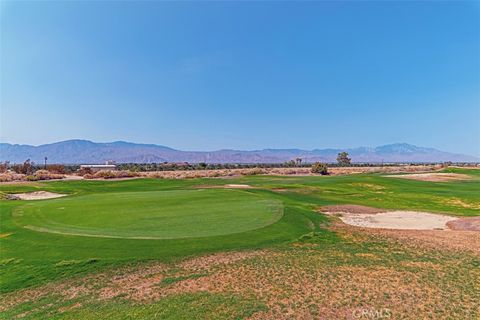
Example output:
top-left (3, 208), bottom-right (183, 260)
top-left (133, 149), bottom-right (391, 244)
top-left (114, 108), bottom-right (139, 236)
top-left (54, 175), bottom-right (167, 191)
top-left (0, 140), bottom-right (478, 164)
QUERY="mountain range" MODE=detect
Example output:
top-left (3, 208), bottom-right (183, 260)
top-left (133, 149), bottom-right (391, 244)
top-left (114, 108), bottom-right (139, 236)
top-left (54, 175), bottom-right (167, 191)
top-left (0, 140), bottom-right (478, 164)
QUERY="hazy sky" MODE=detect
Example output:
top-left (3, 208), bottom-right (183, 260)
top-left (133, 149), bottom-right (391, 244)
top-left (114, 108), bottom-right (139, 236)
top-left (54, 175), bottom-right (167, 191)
top-left (1, 1), bottom-right (479, 155)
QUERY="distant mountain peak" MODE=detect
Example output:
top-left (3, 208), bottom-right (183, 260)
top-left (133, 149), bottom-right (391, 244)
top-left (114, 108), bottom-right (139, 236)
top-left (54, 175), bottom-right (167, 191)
top-left (0, 140), bottom-right (477, 164)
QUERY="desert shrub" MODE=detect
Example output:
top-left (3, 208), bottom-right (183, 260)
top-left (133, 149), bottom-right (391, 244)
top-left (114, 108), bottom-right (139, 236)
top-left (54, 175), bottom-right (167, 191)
top-left (93, 170), bottom-right (117, 179)
top-left (0, 172), bottom-right (25, 182)
top-left (83, 170), bottom-right (139, 180)
top-left (311, 162), bottom-right (329, 175)
top-left (208, 171), bottom-right (221, 177)
top-left (77, 167), bottom-right (92, 176)
top-left (33, 170), bottom-right (65, 181)
top-left (12, 159), bottom-right (35, 175)
top-left (46, 164), bottom-right (66, 174)
top-left (0, 161), bottom-right (9, 173)
top-left (243, 168), bottom-right (266, 176)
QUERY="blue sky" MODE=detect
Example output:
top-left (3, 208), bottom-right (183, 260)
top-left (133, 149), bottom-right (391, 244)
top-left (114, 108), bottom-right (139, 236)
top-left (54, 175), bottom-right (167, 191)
top-left (1, 1), bottom-right (479, 156)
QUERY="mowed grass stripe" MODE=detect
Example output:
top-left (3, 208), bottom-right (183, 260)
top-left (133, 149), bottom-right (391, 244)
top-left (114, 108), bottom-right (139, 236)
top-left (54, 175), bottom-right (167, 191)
top-left (14, 189), bottom-right (284, 239)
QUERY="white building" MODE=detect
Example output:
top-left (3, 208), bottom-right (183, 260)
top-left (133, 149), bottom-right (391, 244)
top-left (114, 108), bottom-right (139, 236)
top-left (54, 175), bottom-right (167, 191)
top-left (80, 162), bottom-right (116, 172)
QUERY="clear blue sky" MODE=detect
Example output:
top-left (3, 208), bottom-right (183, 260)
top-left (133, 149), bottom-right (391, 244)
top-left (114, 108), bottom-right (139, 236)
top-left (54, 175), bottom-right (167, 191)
top-left (1, 1), bottom-right (479, 156)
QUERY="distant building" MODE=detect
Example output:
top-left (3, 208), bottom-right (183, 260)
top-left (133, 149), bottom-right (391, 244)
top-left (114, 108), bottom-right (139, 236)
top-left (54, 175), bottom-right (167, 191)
top-left (80, 162), bottom-right (117, 172)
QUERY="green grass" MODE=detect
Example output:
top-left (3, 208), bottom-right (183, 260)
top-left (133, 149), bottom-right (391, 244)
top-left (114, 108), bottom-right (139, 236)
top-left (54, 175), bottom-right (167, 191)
top-left (15, 189), bottom-right (283, 239)
top-left (1, 168), bottom-right (479, 297)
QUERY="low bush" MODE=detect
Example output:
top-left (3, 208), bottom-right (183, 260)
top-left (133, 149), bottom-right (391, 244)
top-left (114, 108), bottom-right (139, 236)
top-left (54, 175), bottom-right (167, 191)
top-left (46, 164), bottom-right (66, 174)
top-left (83, 170), bottom-right (139, 180)
top-left (32, 170), bottom-right (65, 181)
top-left (11, 160), bottom-right (35, 175)
top-left (311, 162), bottom-right (329, 175)
top-left (0, 172), bottom-right (25, 182)
top-left (77, 167), bottom-right (92, 176)
top-left (0, 162), bottom-right (9, 173)
top-left (242, 168), bottom-right (266, 176)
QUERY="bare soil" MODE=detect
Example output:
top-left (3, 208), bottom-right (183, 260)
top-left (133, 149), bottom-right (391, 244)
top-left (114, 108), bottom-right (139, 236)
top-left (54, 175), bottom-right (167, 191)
top-left (384, 172), bottom-right (472, 182)
top-left (320, 205), bottom-right (386, 214)
top-left (447, 217), bottom-right (480, 231)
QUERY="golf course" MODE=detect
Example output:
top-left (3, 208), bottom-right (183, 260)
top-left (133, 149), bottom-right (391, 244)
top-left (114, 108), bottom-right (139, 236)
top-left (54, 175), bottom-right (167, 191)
top-left (1, 168), bottom-right (479, 319)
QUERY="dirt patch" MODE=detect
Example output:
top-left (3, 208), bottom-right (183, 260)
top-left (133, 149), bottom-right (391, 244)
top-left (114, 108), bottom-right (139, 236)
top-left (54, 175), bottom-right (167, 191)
top-left (320, 205), bottom-right (386, 214)
top-left (322, 206), bottom-right (458, 230)
top-left (447, 217), bottom-right (480, 231)
top-left (10, 191), bottom-right (67, 200)
top-left (385, 172), bottom-right (471, 182)
top-left (0, 233), bottom-right (13, 238)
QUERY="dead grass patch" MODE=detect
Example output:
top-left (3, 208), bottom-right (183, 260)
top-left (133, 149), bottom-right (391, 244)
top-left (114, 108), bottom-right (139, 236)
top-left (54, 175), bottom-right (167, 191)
top-left (443, 198), bottom-right (480, 210)
top-left (2, 226), bottom-right (479, 319)
top-left (350, 183), bottom-right (386, 191)
top-left (0, 233), bottom-right (13, 238)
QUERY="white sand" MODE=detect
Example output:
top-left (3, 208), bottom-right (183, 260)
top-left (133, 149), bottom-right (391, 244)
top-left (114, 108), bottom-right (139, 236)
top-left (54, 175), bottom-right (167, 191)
top-left (224, 184), bottom-right (253, 189)
top-left (327, 211), bottom-right (458, 230)
top-left (11, 191), bottom-right (66, 200)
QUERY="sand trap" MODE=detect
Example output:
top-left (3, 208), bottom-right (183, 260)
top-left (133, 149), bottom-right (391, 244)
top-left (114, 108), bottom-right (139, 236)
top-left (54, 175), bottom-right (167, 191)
top-left (10, 191), bottom-right (66, 200)
top-left (193, 184), bottom-right (254, 189)
top-left (385, 173), bottom-right (471, 182)
top-left (321, 205), bottom-right (458, 230)
top-left (224, 184), bottom-right (253, 189)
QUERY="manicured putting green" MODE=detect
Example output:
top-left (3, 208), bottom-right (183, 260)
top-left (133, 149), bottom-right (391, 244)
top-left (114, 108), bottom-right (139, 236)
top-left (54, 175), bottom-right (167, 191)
top-left (14, 189), bottom-right (283, 239)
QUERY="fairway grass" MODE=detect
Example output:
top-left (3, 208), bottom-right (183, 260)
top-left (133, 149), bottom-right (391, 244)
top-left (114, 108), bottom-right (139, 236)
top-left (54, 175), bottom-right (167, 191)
top-left (1, 168), bottom-right (479, 318)
top-left (14, 189), bottom-right (283, 239)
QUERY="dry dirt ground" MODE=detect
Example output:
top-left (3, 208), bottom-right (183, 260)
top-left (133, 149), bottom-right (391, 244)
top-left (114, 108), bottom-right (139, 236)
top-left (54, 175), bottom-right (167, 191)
top-left (447, 217), bottom-right (480, 231)
top-left (2, 225), bottom-right (479, 319)
top-left (384, 172), bottom-right (472, 182)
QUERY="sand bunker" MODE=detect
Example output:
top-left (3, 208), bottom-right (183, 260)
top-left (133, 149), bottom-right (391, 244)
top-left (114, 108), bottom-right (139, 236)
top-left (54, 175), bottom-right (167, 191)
top-left (321, 205), bottom-right (458, 230)
top-left (385, 173), bottom-right (471, 182)
top-left (193, 184), bottom-right (254, 189)
top-left (224, 184), bottom-right (252, 189)
top-left (10, 191), bottom-right (66, 200)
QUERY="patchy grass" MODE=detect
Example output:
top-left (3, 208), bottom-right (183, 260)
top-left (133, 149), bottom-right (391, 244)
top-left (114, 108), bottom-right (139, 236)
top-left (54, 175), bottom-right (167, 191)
top-left (1, 227), bottom-right (478, 319)
top-left (0, 168), bottom-right (479, 318)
